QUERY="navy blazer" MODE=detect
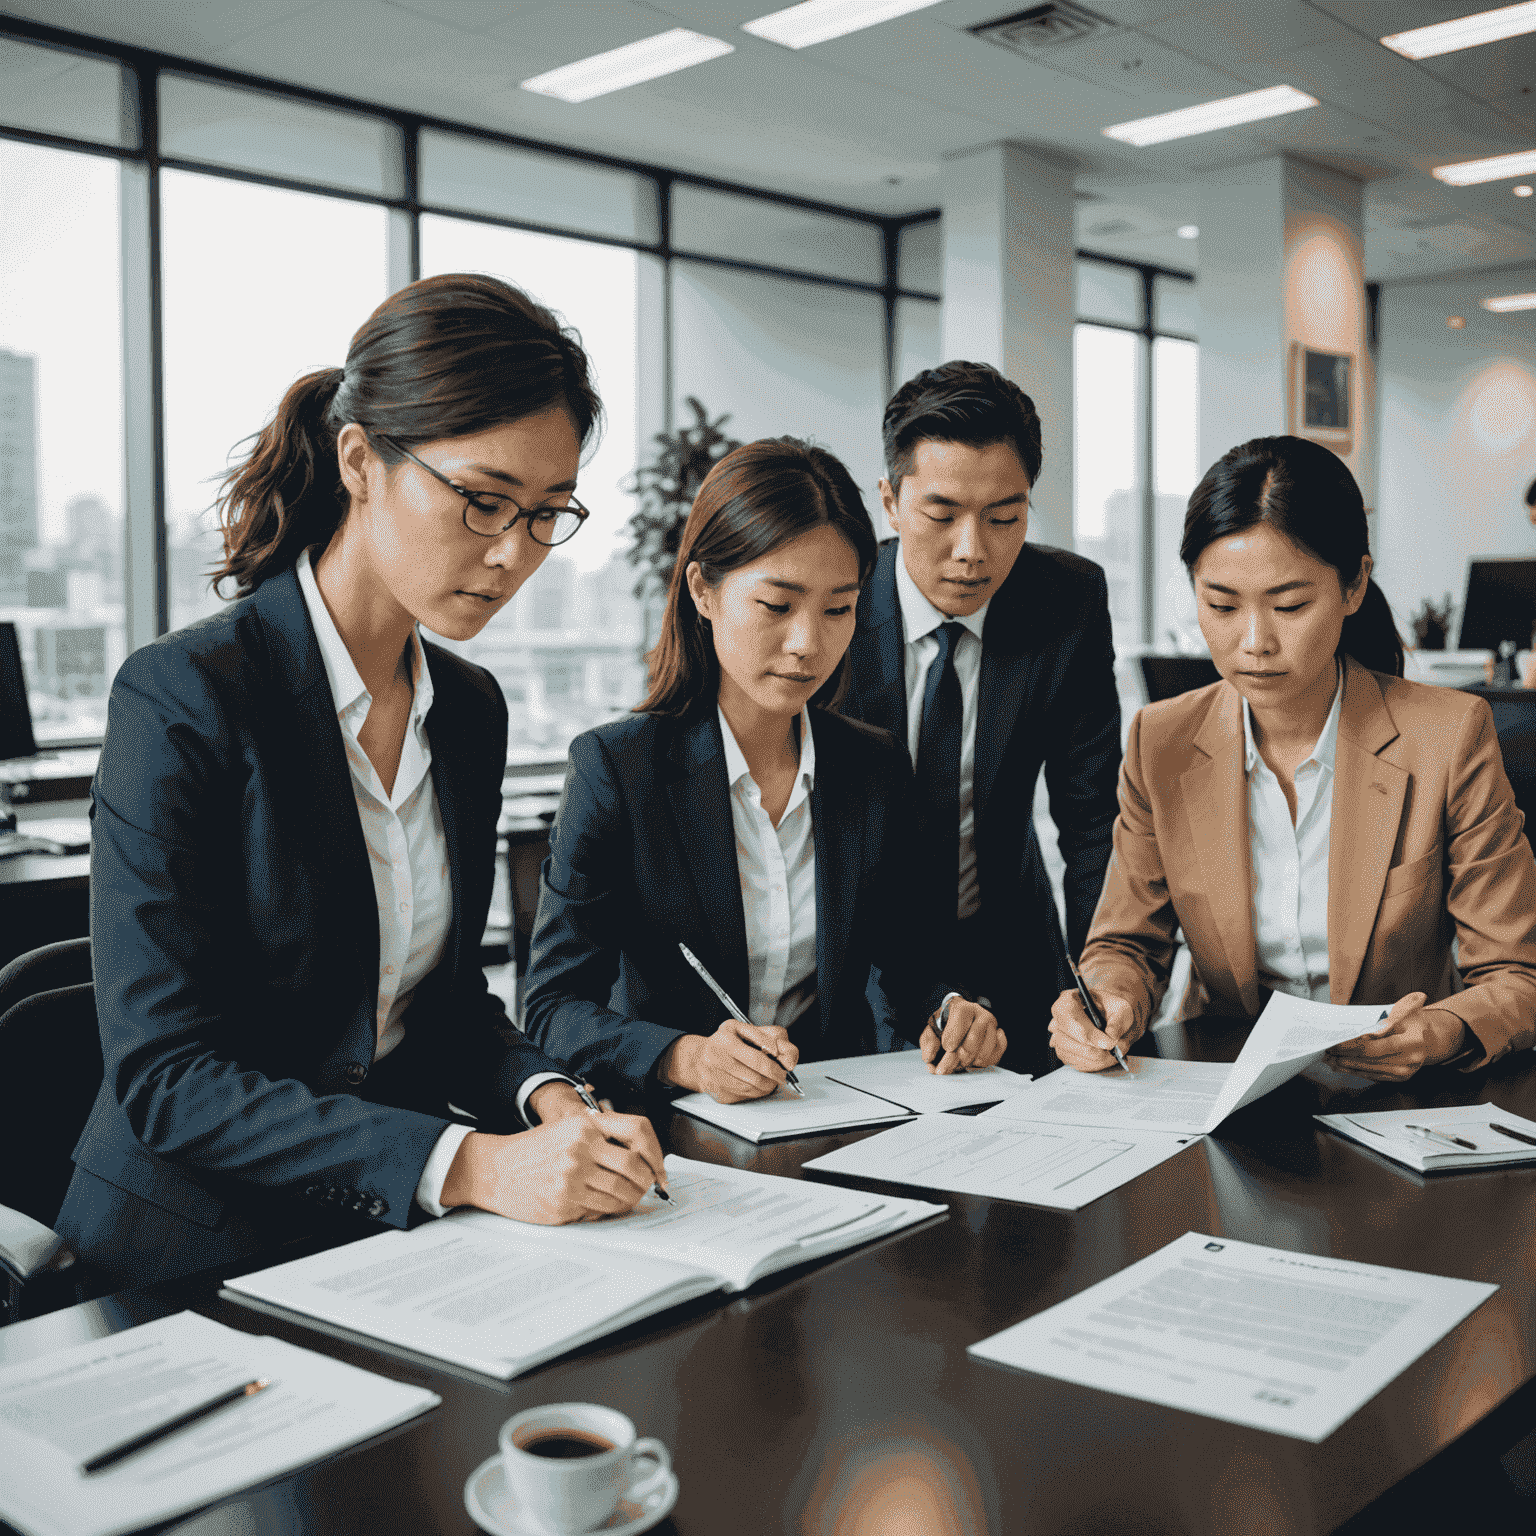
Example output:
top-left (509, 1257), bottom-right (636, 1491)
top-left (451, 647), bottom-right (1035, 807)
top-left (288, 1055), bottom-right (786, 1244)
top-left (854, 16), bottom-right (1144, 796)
top-left (522, 706), bottom-right (955, 1097)
top-left (58, 565), bottom-right (565, 1284)
top-left (843, 539), bottom-right (1121, 978)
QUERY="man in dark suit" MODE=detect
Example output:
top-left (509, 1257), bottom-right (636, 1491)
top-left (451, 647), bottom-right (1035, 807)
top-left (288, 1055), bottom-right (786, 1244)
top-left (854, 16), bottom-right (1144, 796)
top-left (843, 361), bottom-right (1122, 1075)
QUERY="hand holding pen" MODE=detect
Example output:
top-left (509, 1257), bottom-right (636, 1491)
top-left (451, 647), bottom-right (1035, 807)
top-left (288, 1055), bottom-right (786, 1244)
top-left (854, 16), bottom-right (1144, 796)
top-left (920, 994), bottom-right (1008, 1075)
top-left (674, 943), bottom-right (804, 1101)
top-left (572, 1084), bottom-right (670, 1201)
top-left (1049, 961), bottom-right (1137, 1074)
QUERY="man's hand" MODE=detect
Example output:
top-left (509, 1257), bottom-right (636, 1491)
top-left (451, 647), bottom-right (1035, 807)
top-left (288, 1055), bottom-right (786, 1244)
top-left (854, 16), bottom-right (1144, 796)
top-left (526, 1080), bottom-right (597, 1124)
top-left (919, 999), bottom-right (1006, 1074)
top-left (1322, 992), bottom-right (1471, 1082)
top-left (1048, 986), bottom-right (1141, 1072)
top-left (657, 1020), bottom-right (799, 1103)
top-left (439, 1109), bottom-right (667, 1223)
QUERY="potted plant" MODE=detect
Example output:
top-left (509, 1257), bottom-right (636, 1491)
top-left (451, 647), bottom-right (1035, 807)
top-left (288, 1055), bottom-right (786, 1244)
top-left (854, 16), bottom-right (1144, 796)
top-left (624, 399), bottom-right (742, 650)
top-left (1409, 593), bottom-right (1454, 651)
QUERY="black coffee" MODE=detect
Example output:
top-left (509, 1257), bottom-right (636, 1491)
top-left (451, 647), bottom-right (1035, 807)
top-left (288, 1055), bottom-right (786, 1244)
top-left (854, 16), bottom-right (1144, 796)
top-left (518, 1430), bottom-right (615, 1460)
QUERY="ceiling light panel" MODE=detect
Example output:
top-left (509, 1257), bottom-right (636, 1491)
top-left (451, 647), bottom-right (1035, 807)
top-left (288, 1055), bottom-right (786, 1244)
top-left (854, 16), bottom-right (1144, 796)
top-left (1433, 148), bottom-right (1536, 185)
top-left (1381, 2), bottom-right (1536, 61)
top-left (1102, 85), bottom-right (1318, 148)
top-left (520, 28), bottom-right (733, 103)
top-left (1482, 291), bottom-right (1536, 311)
top-left (742, 0), bottom-right (944, 50)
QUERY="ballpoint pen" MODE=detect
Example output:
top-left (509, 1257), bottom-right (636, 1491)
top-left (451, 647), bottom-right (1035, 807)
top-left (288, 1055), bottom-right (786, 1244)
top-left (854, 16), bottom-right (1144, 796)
top-left (1403, 1123), bottom-right (1478, 1152)
top-left (81, 1379), bottom-right (271, 1474)
top-left (1489, 1122), bottom-right (1536, 1147)
top-left (572, 1084), bottom-right (671, 1201)
top-left (677, 942), bottom-right (804, 1095)
top-left (1068, 956), bottom-right (1130, 1074)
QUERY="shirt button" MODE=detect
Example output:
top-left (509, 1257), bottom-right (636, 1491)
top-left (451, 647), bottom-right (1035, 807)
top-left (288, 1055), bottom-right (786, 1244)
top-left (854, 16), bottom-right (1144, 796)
top-left (399, 901), bottom-right (409, 912)
top-left (383, 965), bottom-right (395, 976)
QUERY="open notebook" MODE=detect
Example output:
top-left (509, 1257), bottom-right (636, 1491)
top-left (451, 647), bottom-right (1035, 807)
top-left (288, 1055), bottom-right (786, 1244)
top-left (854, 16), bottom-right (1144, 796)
top-left (223, 1157), bottom-right (945, 1380)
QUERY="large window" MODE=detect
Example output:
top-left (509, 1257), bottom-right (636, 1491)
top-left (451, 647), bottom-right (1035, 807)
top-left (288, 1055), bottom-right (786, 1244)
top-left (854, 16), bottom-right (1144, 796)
top-left (1072, 257), bottom-right (1197, 649)
top-left (0, 138), bottom-right (124, 744)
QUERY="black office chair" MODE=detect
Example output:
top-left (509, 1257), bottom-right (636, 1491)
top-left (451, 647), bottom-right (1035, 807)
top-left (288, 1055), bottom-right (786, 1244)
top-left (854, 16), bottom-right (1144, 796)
top-left (0, 938), bottom-right (103, 1324)
top-left (1498, 714), bottom-right (1536, 851)
top-left (1139, 655), bottom-right (1222, 703)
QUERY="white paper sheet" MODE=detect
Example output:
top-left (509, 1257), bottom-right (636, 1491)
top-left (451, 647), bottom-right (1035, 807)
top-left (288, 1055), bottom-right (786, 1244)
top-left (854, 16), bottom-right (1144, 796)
top-left (0, 1310), bottom-right (438, 1536)
top-left (803, 1114), bottom-right (1197, 1209)
top-left (983, 994), bottom-right (1387, 1136)
top-left (670, 1062), bottom-right (915, 1142)
top-left (968, 1231), bottom-right (1497, 1442)
top-left (819, 1052), bottom-right (1033, 1114)
top-left (1317, 1104), bottom-right (1536, 1172)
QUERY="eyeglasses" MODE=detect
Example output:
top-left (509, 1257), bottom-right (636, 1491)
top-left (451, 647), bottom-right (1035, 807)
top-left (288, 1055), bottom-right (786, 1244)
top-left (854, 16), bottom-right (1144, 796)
top-left (373, 434), bottom-right (589, 547)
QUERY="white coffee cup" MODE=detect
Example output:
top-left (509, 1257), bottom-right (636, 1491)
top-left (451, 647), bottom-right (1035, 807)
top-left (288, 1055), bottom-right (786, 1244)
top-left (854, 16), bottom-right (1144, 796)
top-left (499, 1402), bottom-right (670, 1533)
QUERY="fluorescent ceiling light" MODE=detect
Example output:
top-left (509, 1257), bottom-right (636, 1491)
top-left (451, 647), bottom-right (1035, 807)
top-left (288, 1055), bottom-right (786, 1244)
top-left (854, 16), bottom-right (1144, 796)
top-left (1433, 147), bottom-right (1536, 185)
top-left (742, 0), bottom-right (944, 50)
top-left (1482, 291), bottom-right (1536, 311)
top-left (520, 28), bottom-right (733, 103)
top-left (1382, 2), bottom-right (1536, 60)
top-left (1102, 85), bottom-right (1318, 148)
top-left (1177, 224), bottom-right (1199, 239)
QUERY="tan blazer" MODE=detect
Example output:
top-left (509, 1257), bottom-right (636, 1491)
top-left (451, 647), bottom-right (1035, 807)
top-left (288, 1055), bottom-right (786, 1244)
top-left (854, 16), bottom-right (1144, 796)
top-left (1081, 655), bottom-right (1536, 1067)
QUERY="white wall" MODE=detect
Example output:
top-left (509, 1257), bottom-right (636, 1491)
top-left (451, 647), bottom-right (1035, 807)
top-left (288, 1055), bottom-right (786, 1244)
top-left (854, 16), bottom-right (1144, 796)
top-left (1375, 272), bottom-right (1536, 640)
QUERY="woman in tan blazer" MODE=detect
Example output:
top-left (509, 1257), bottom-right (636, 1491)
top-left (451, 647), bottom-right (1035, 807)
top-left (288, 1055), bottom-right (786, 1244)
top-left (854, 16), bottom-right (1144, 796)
top-left (1052, 435), bottom-right (1536, 1081)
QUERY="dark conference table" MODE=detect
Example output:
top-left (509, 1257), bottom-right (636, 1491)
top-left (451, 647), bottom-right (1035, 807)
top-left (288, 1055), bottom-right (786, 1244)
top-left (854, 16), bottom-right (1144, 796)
top-left (4, 1019), bottom-right (1535, 1536)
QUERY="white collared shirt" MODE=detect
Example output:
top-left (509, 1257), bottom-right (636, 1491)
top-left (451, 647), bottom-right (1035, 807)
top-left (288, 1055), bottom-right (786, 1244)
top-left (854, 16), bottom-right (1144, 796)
top-left (894, 548), bottom-right (989, 921)
top-left (296, 549), bottom-right (566, 1217)
top-left (1244, 664), bottom-right (1345, 1003)
top-left (718, 705), bottom-right (820, 1033)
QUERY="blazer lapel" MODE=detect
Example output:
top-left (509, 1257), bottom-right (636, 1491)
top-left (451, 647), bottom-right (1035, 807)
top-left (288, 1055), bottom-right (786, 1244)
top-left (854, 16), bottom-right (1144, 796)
top-left (1180, 685), bottom-right (1261, 1015)
top-left (811, 730), bottom-right (861, 1042)
top-left (975, 620), bottom-right (1040, 828)
top-left (664, 711), bottom-right (751, 1015)
top-left (425, 692), bottom-right (467, 995)
top-left (1327, 659), bottom-right (1407, 1004)
top-left (848, 542), bottom-right (910, 753)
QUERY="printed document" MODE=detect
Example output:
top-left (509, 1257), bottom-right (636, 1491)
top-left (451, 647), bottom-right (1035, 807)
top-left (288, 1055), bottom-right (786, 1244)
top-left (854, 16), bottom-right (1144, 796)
top-left (803, 1114), bottom-right (1195, 1209)
top-left (225, 1157), bottom-right (945, 1378)
top-left (982, 994), bottom-right (1388, 1136)
top-left (670, 1063), bottom-right (915, 1142)
top-left (1318, 1104), bottom-right (1536, 1173)
top-left (820, 1052), bottom-right (1033, 1114)
top-left (0, 1310), bottom-right (437, 1536)
top-left (968, 1231), bottom-right (1497, 1442)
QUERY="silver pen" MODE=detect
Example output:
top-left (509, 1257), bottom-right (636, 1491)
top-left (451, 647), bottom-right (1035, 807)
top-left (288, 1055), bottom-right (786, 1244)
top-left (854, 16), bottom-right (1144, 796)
top-left (1403, 1122), bottom-right (1477, 1152)
top-left (572, 1083), bottom-right (670, 1200)
top-left (677, 942), bottom-right (804, 1095)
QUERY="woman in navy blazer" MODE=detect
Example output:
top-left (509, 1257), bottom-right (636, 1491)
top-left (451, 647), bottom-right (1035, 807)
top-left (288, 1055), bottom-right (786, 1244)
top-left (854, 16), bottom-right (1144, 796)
top-left (524, 439), bottom-right (1004, 1103)
top-left (57, 275), bottom-right (664, 1290)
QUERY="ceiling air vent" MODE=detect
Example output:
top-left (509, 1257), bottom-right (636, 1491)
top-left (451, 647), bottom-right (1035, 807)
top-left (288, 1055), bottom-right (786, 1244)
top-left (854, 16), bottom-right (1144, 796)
top-left (970, 2), bottom-right (1117, 53)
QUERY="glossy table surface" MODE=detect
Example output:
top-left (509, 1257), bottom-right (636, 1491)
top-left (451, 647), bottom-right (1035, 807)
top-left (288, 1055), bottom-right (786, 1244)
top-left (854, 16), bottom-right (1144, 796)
top-left (5, 1020), bottom-right (1535, 1536)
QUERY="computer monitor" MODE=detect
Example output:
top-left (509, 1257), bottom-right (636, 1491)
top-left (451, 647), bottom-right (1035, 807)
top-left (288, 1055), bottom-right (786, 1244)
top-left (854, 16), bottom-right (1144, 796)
top-left (1139, 655), bottom-right (1222, 703)
top-left (0, 623), bottom-right (39, 762)
top-left (1458, 559), bottom-right (1536, 655)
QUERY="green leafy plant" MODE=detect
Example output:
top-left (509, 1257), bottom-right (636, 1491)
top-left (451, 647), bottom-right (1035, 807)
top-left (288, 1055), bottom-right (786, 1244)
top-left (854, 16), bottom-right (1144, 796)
top-left (1410, 593), bottom-right (1454, 651)
top-left (624, 397), bottom-right (742, 605)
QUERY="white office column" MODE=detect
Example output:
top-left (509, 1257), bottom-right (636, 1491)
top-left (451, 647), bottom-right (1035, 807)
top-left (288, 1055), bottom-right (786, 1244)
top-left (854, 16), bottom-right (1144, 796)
top-left (1197, 157), bottom-right (1368, 496)
top-left (940, 143), bottom-right (1075, 550)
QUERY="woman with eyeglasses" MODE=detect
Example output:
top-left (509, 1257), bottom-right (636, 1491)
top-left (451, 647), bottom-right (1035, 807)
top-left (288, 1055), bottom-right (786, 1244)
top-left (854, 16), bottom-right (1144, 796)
top-left (57, 274), bottom-right (666, 1291)
top-left (523, 438), bottom-right (1004, 1106)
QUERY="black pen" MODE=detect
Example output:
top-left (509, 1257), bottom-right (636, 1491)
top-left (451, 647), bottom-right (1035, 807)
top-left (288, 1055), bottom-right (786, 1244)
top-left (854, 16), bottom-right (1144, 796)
top-left (1068, 957), bottom-right (1130, 1074)
top-left (1490, 1122), bottom-right (1536, 1147)
top-left (677, 942), bottom-right (804, 1095)
top-left (81, 1378), bottom-right (270, 1474)
top-left (573, 1084), bottom-right (670, 1200)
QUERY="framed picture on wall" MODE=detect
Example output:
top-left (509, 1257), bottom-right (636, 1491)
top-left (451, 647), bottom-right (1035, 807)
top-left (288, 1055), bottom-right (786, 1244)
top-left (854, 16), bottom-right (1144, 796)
top-left (1289, 344), bottom-right (1353, 450)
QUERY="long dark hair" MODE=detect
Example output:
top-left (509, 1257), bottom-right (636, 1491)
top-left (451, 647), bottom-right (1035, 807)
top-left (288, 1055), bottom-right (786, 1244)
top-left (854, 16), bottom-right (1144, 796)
top-left (639, 438), bottom-right (879, 717)
top-left (212, 273), bottom-right (603, 597)
top-left (1180, 435), bottom-right (1404, 677)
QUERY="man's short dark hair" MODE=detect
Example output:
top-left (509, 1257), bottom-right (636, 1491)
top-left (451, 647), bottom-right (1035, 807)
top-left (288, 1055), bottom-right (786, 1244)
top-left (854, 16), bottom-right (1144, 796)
top-left (882, 360), bottom-right (1042, 494)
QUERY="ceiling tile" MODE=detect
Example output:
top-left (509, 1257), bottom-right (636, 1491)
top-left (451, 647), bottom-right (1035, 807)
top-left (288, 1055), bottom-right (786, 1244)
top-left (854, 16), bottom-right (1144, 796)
top-left (1034, 27), bottom-right (1247, 100)
top-left (1137, 0), bottom-right (1342, 69)
top-left (1, 0), bottom-right (325, 53)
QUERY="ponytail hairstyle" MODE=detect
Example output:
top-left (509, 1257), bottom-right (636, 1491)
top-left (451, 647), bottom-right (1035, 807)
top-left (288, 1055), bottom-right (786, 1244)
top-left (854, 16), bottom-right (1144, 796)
top-left (1180, 435), bottom-right (1404, 678)
top-left (639, 438), bottom-right (879, 717)
top-left (212, 273), bottom-right (603, 597)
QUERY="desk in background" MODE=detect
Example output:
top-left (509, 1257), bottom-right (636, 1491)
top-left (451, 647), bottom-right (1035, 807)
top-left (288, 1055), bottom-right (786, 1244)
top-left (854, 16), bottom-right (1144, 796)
top-left (4, 1017), bottom-right (1533, 1536)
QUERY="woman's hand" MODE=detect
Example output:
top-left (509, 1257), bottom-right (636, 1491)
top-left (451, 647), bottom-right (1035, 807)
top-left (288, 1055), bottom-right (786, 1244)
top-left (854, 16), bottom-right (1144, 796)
top-left (658, 1020), bottom-right (800, 1103)
top-left (1048, 986), bottom-right (1142, 1072)
top-left (1322, 992), bottom-right (1471, 1081)
top-left (440, 1109), bottom-right (667, 1224)
top-left (919, 1000), bottom-right (1006, 1073)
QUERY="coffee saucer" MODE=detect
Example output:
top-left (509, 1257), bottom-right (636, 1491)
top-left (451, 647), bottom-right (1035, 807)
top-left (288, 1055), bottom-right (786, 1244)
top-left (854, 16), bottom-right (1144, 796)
top-left (464, 1454), bottom-right (679, 1536)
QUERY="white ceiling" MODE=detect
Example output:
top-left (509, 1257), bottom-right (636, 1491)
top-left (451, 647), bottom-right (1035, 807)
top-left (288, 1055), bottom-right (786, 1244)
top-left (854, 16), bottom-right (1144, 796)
top-left (6, 0), bottom-right (1536, 285)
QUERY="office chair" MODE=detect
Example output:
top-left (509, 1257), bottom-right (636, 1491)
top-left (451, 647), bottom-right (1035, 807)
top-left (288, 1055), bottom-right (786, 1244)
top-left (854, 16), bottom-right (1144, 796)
top-left (1497, 714), bottom-right (1536, 852)
top-left (1138, 655), bottom-right (1222, 704)
top-left (0, 938), bottom-right (103, 1324)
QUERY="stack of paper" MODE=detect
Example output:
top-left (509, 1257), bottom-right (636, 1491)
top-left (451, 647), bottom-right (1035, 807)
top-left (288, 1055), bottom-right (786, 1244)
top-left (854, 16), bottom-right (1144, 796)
top-left (968, 1231), bottom-right (1498, 1442)
top-left (0, 1310), bottom-right (438, 1536)
top-left (1317, 1105), bottom-right (1536, 1172)
top-left (224, 1157), bottom-right (946, 1380)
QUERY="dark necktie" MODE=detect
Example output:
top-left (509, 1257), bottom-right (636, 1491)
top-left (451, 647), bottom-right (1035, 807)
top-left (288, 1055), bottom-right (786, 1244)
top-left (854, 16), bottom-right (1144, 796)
top-left (915, 622), bottom-right (964, 928)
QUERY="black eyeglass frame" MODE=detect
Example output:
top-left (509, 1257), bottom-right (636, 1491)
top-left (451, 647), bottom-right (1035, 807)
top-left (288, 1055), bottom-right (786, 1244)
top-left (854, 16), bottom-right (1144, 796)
top-left (372, 433), bottom-right (590, 547)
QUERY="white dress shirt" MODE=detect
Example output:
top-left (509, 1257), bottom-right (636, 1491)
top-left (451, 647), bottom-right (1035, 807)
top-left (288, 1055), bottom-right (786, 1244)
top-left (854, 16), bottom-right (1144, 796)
top-left (894, 549), bottom-right (989, 921)
top-left (718, 706), bottom-right (820, 1033)
top-left (296, 549), bottom-right (568, 1217)
top-left (1244, 664), bottom-right (1344, 1003)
